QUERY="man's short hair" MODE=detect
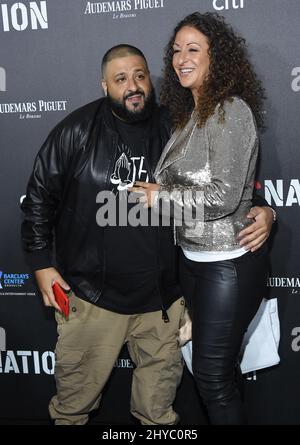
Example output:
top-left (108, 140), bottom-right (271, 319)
top-left (101, 44), bottom-right (149, 77)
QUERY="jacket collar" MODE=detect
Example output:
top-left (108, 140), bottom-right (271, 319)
top-left (155, 117), bottom-right (197, 176)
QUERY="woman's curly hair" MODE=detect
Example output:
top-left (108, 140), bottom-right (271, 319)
top-left (160, 12), bottom-right (265, 129)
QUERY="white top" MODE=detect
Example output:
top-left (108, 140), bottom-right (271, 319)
top-left (182, 246), bottom-right (248, 262)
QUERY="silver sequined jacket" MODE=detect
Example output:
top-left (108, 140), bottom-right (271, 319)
top-left (154, 97), bottom-right (259, 252)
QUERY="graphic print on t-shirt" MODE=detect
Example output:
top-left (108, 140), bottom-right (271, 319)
top-left (110, 144), bottom-right (149, 192)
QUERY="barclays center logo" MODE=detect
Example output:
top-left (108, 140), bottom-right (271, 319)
top-left (0, 270), bottom-right (30, 289)
top-left (84, 0), bottom-right (165, 19)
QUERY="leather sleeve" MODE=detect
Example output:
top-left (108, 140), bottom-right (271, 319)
top-left (21, 123), bottom-right (72, 270)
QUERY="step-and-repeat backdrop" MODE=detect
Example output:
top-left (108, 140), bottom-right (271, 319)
top-left (0, 0), bottom-right (299, 425)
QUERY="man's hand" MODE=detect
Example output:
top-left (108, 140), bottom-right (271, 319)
top-left (238, 206), bottom-right (274, 252)
top-left (34, 267), bottom-right (71, 311)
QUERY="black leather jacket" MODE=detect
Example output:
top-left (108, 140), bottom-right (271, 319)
top-left (21, 98), bottom-right (181, 308)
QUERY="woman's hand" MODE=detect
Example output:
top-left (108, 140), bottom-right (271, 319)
top-left (128, 181), bottom-right (160, 208)
top-left (238, 206), bottom-right (274, 252)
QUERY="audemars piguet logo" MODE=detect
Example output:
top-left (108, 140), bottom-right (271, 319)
top-left (0, 1), bottom-right (48, 32)
top-left (268, 276), bottom-right (300, 294)
top-left (0, 99), bottom-right (68, 119)
top-left (84, 0), bottom-right (165, 19)
top-left (114, 358), bottom-right (134, 369)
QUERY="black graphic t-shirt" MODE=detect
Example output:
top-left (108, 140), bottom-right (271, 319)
top-left (97, 115), bottom-right (162, 314)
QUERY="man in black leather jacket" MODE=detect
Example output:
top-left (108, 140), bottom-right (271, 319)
top-left (21, 45), bottom-right (274, 425)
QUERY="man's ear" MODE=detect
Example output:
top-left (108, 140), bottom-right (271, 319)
top-left (101, 79), bottom-right (108, 96)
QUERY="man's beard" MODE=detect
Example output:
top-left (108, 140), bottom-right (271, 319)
top-left (108, 87), bottom-right (156, 123)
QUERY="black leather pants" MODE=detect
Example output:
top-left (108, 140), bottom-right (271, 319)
top-left (179, 245), bottom-right (269, 425)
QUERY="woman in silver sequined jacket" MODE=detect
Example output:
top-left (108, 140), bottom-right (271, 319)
top-left (153, 96), bottom-right (259, 252)
top-left (131, 12), bottom-right (271, 424)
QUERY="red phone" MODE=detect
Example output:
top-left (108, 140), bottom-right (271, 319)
top-left (52, 282), bottom-right (70, 318)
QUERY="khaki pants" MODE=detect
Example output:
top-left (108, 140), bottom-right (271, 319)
top-left (49, 293), bottom-right (185, 425)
